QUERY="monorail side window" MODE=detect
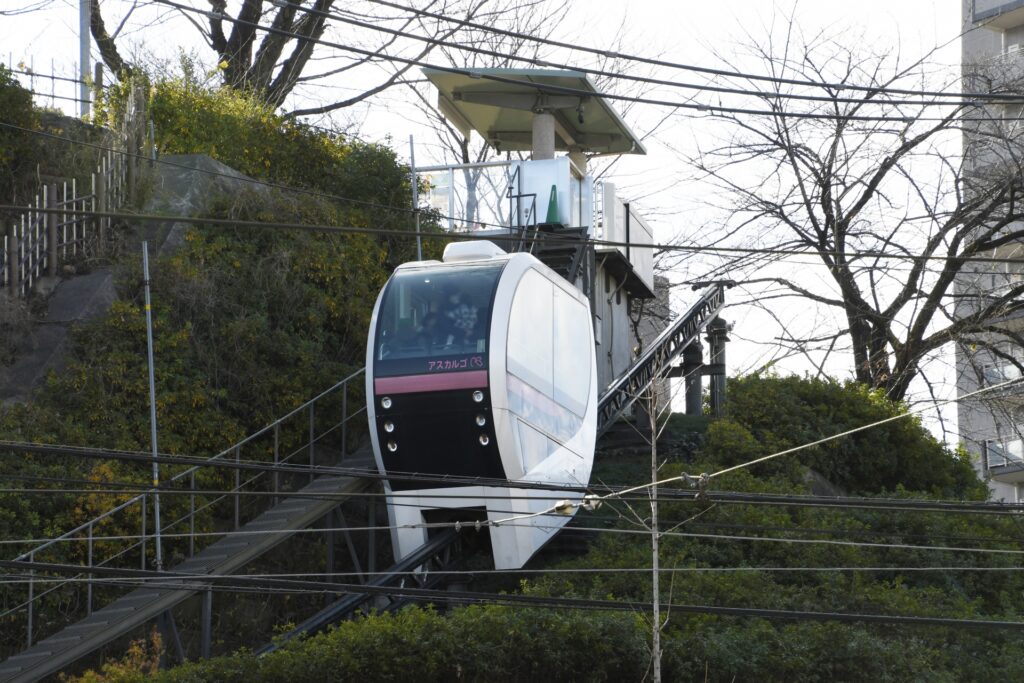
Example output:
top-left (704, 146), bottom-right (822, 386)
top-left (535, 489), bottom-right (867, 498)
top-left (375, 263), bottom-right (503, 377)
top-left (507, 270), bottom-right (589, 446)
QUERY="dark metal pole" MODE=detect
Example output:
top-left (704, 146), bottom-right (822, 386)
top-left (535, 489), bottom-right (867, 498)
top-left (410, 136), bottom-right (422, 261)
top-left (706, 317), bottom-right (731, 418)
top-left (682, 343), bottom-right (703, 416)
top-left (142, 242), bottom-right (163, 571)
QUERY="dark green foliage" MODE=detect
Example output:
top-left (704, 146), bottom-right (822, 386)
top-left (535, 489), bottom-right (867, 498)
top-left (0, 91), bottom-right (410, 653)
top-left (94, 73), bottom-right (436, 268)
top-left (72, 607), bottom-right (648, 683)
top-left (0, 64), bottom-right (40, 203)
top-left (67, 378), bottom-right (1024, 682)
top-left (702, 375), bottom-right (985, 498)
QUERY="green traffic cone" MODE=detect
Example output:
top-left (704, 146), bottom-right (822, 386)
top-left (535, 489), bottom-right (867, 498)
top-left (544, 185), bottom-right (560, 224)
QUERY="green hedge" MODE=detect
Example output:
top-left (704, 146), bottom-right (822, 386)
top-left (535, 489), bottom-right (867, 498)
top-left (700, 375), bottom-right (985, 498)
top-left (0, 64), bottom-right (40, 203)
top-left (72, 607), bottom-right (649, 683)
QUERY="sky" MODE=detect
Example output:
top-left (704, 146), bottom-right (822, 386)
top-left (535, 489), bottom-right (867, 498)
top-left (1, 0), bottom-right (974, 437)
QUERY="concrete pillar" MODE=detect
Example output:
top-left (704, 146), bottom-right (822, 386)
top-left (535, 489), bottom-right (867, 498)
top-left (682, 343), bottom-right (703, 416)
top-left (531, 111), bottom-right (555, 160)
top-left (706, 318), bottom-right (731, 418)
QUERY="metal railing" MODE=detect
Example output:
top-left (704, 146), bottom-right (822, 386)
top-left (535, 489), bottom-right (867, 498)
top-left (3, 149), bottom-right (126, 298)
top-left (10, 368), bottom-right (367, 649)
top-left (985, 437), bottom-right (1024, 470)
top-left (416, 160), bottom-right (517, 233)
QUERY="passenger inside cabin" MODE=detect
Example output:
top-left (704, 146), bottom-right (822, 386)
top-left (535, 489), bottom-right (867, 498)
top-left (443, 290), bottom-right (478, 348)
top-left (415, 312), bottom-right (441, 351)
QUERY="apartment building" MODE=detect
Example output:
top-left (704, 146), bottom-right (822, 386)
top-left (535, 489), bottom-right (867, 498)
top-left (958, 0), bottom-right (1024, 500)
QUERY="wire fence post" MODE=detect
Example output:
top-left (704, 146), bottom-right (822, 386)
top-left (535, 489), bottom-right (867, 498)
top-left (26, 550), bottom-right (34, 648)
top-left (648, 388), bottom-right (662, 683)
top-left (140, 495), bottom-right (147, 570)
top-left (189, 470), bottom-right (196, 558)
top-left (201, 589), bottom-right (212, 659)
top-left (234, 446), bottom-right (241, 530)
top-left (7, 221), bottom-right (18, 297)
top-left (96, 160), bottom-right (107, 247)
top-left (86, 522), bottom-right (94, 615)
top-left (309, 403), bottom-right (315, 483)
top-left (67, 179), bottom-right (74, 260)
top-left (46, 183), bottom-right (58, 277)
top-left (273, 422), bottom-right (280, 504)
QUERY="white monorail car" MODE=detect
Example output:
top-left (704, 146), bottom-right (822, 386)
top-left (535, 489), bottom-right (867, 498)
top-left (366, 240), bottom-right (597, 569)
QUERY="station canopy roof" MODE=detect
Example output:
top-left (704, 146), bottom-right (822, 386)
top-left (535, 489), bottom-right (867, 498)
top-left (423, 68), bottom-right (646, 156)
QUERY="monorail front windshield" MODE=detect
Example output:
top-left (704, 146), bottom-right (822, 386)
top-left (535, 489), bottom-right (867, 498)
top-left (374, 263), bottom-right (504, 377)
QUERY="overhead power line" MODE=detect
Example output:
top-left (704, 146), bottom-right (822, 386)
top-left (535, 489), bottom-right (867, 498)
top-left (10, 437), bottom-right (1024, 519)
top-left (5, 557), bottom-right (1024, 630)
top-left (148, 0), bottom-right (1011, 124)
top-left (281, 1), bottom-right (1004, 109)
top-left (5, 121), bottom-right (1024, 274)
top-left (7, 201), bottom-right (1024, 269)
top-left (362, 0), bottom-right (1018, 103)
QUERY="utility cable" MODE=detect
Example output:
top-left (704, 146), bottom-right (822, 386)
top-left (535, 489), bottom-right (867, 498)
top-left (4, 557), bottom-right (1024, 630)
top-left (9, 563), bottom-right (1024, 589)
top-left (11, 437), bottom-right (1024, 518)
top-left (280, 0), bottom-right (1001, 109)
top-left (9, 201), bottom-right (1024, 268)
top-left (6, 120), bottom-right (1024, 271)
top-left (556, 375), bottom-right (1024, 510)
top-left (363, 0), bottom-right (1016, 103)
top-left (147, 0), bottom-right (1011, 124)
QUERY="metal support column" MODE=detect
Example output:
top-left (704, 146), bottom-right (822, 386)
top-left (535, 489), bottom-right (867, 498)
top-left (46, 183), bottom-right (58, 277)
top-left (325, 509), bottom-right (336, 582)
top-left (682, 343), bottom-right (703, 416)
top-left (706, 317), bottom-right (731, 418)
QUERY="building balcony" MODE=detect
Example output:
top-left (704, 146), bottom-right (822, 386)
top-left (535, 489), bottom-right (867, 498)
top-left (973, 0), bottom-right (1024, 28)
top-left (985, 437), bottom-right (1024, 482)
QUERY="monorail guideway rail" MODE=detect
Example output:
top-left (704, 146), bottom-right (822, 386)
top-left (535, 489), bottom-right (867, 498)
top-left (597, 283), bottom-right (726, 437)
top-left (254, 283), bottom-right (727, 643)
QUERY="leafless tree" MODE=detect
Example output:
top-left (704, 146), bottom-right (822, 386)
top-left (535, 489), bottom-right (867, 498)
top-left (85, 0), bottom-right (515, 109)
top-left (666, 24), bottom-right (1024, 403)
top-left (394, 0), bottom-right (569, 228)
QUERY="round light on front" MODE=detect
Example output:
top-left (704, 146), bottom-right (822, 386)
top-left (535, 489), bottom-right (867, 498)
top-left (381, 396), bottom-right (392, 409)
top-left (475, 415), bottom-right (486, 427)
top-left (387, 440), bottom-right (398, 452)
top-left (384, 421), bottom-right (395, 433)
top-left (472, 390), bottom-right (484, 403)
top-left (479, 434), bottom-right (490, 446)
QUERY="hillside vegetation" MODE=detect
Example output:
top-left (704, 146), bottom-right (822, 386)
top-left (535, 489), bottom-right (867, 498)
top-left (3, 69), bottom-right (1018, 681)
top-left (0, 72), bottom-right (435, 654)
top-left (69, 377), bottom-right (1024, 682)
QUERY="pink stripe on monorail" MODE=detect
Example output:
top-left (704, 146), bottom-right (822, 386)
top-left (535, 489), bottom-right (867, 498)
top-left (374, 370), bottom-right (488, 395)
